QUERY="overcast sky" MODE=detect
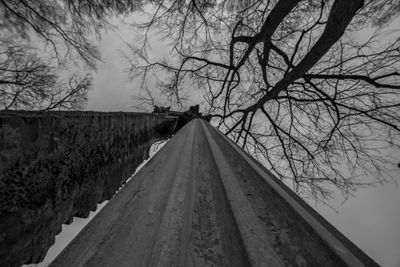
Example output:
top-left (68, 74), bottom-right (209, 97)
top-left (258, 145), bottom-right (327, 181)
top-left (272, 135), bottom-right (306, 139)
top-left (27, 14), bottom-right (400, 267)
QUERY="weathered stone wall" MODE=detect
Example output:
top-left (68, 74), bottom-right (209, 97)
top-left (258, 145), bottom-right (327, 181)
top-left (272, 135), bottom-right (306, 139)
top-left (0, 111), bottom-right (177, 267)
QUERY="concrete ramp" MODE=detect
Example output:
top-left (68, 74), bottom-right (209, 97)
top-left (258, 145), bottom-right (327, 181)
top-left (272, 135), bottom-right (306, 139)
top-left (50, 119), bottom-right (378, 267)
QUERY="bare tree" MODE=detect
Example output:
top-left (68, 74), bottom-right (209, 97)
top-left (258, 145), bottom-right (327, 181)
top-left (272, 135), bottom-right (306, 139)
top-left (0, 0), bottom-right (143, 111)
top-left (128, 0), bottom-right (400, 199)
top-left (0, 41), bottom-right (92, 111)
top-left (40, 74), bottom-right (92, 111)
top-left (132, 86), bottom-right (158, 111)
top-left (0, 0), bottom-right (143, 67)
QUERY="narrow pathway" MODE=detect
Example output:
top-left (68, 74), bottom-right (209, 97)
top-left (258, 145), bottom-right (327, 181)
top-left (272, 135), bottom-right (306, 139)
top-left (50, 119), bottom-right (378, 267)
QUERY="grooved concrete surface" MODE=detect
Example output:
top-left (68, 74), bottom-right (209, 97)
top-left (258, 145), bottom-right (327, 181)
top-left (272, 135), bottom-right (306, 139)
top-left (50, 119), bottom-right (378, 267)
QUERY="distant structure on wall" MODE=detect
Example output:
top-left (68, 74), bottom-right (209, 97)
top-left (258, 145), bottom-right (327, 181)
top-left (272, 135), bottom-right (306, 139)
top-left (153, 104), bottom-right (212, 133)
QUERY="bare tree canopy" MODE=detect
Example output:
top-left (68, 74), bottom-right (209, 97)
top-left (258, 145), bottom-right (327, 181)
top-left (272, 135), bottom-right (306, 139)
top-left (0, 40), bottom-right (93, 110)
top-left (0, 0), bottom-right (143, 66)
top-left (0, 0), bottom-right (143, 111)
top-left (129, 0), bottom-right (400, 199)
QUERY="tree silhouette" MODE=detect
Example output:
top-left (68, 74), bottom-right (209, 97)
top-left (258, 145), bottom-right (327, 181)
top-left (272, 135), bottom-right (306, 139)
top-left (129, 0), bottom-right (400, 199)
top-left (0, 0), bottom-right (141, 111)
top-left (0, 41), bottom-right (92, 110)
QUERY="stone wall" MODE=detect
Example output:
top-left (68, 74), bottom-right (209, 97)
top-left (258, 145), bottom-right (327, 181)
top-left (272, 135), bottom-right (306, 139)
top-left (0, 111), bottom-right (177, 267)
